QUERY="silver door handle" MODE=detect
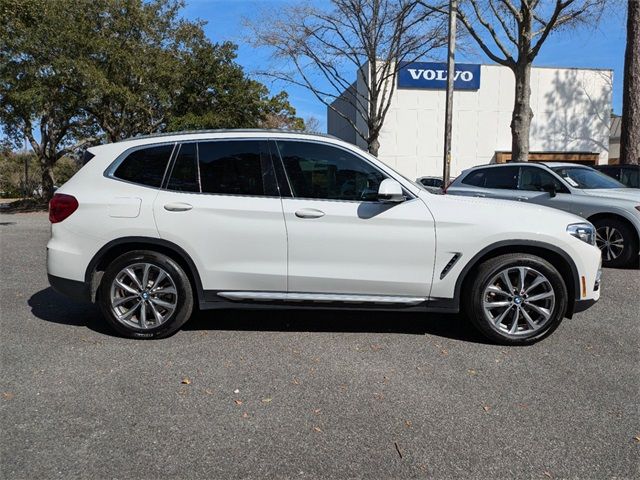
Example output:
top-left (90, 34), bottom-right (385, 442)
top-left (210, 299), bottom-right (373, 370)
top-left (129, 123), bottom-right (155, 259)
top-left (517, 196), bottom-right (529, 201)
top-left (475, 193), bottom-right (486, 198)
top-left (164, 202), bottom-right (193, 212)
top-left (295, 208), bottom-right (325, 219)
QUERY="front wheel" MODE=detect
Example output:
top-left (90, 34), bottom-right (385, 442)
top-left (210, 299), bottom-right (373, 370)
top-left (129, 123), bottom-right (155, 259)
top-left (593, 218), bottom-right (637, 268)
top-left (98, 250), bottom-right (194, 339)
top-left (464, 254), bottom-right (568, 345)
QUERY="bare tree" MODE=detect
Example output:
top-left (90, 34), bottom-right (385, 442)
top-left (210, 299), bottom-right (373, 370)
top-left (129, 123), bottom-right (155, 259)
top-left (620, 0), bottom-right (639, 165)
top-left (422, 0), bottom-right (607, 162)
top-left (249, 0), bottom-right (446, 156)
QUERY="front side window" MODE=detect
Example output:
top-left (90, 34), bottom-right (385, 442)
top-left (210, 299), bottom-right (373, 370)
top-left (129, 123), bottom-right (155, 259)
top-left (518, 166), bottom-right (567, 192)
top-left (113, 144), bottom-right (174, 187)
top-left (276, 141), bottom-right (386, 201)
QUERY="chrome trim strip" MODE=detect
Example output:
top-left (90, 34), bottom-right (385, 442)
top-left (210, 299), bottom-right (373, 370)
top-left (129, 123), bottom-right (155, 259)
top-left (217, 291), bottom-right (426, 305)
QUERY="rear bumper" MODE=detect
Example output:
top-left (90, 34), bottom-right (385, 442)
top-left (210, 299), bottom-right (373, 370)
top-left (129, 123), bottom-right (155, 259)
top-left (48, 274), bottom-right (90, 303)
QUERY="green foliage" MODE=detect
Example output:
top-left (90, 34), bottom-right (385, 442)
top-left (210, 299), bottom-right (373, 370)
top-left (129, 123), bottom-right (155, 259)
top-left (0, 151), bottom-right (80, 198)
top-left (0, 0), bottom-right (304, 199)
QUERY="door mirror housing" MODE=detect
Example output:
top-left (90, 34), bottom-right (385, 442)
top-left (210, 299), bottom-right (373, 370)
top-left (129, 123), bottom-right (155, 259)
top-left (542, 183), bottom-right (557, 198)
top-left (377, 179), bottom-right (405, 203)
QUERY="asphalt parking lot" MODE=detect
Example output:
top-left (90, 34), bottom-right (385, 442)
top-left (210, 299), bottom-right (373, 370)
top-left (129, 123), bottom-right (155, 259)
top-left (1, 212), bottom-right (638, 479)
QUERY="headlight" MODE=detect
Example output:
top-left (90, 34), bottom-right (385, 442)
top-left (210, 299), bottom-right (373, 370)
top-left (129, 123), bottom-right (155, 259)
top-left (567, 223), bottom-right (596, 246)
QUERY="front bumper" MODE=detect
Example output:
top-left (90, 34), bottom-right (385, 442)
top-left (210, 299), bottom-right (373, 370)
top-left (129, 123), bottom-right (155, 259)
top-left (573, 298), bottom-right (598, 314)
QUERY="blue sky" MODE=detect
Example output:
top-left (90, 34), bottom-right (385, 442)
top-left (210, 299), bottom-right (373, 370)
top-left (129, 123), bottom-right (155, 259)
top-left (182, 0), bottom-right (627, 132)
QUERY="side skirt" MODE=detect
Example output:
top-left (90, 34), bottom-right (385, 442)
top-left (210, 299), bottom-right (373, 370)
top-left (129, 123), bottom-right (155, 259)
top-left (199, 291), bottom-right (459, 313)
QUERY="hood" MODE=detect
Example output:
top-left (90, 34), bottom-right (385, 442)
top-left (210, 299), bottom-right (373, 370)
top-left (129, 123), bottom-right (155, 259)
top-left (433, 192), bottom-right (585, 225)
top-left (580, 188), bottom-right (640, 202)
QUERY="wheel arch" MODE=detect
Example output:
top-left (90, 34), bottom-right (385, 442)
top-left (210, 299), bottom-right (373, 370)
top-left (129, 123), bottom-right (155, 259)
top-left (454, 240), bottom-right (580, 318)
top-left (85, 237), bottom-right (204, 305)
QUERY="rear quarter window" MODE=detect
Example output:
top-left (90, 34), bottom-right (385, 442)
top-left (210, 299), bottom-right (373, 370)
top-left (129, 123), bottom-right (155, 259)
top-left (113, 144), bottom-right (174, 187)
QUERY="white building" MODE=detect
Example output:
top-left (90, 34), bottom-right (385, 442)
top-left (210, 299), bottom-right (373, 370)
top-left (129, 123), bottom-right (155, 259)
top-left (328, 62), bottom-right (613, 179)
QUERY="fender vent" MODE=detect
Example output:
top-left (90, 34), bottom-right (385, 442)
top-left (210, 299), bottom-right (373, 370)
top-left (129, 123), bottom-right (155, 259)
top-left (440, 253), bottom-right (462, 279)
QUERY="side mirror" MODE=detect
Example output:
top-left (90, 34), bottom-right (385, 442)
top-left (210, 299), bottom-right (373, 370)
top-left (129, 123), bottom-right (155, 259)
top-left (542, 183), bottom-right (557, 198)
top-left (377, 179), bottom-right (405, 203)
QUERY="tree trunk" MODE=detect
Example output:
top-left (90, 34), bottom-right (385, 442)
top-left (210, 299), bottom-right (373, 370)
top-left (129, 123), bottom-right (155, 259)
top-left (40, 159), bottom-right (55, 201)
top-left (621, 0), bottom-right (640, 165)
top-left (510, 62), bottom-right (533, 162)
top-left (368, 136), bottom-right (380, 157)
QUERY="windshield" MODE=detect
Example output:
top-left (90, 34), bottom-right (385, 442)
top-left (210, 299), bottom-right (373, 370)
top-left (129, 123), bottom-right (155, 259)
top-left (550, 166), bottom-right (626, 189)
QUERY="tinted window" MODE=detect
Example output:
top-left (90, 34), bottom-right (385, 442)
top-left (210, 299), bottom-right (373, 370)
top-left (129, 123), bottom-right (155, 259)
top-left (197, 141), bottom-right (277, 196)
top-left (518, 166), bottom-right (566, 192)
top-left (461, 166), bottom-right (518, 189)
top-left (167, 143), bottom-right (199, 192)
top-left (276, 141), bottom-right (386, 201)
top-left (114, 144), bottom-right (173, 187)
top-left (620, 168), bottom-right (639, 188)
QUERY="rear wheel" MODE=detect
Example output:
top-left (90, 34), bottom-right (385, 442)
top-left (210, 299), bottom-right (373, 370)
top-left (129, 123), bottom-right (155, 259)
top-left (464, 254), bottom-right (568, 345)
top-left (98, 250), bottom-right (194, 339)
top-left (593, 217), bottom-right (637, 268)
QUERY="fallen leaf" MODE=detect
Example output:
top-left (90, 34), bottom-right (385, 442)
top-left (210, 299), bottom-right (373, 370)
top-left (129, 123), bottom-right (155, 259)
top-left (262, 398), bottom-right (272, 403)
top-left (242, 412), bottom-right (249, 418)
top-left (292, 379), bottom-right (300, 385)
top-left (543, 471), bottom-right (553, 479)
top-left (313, 409), bottom-right (322, 414)
top-left (371, 344), bottom-right (382, 351)
top-left (313, 426), bottom-right (322, 432)
top-left (2, 392), bottom-right (14, 400)
top-left (634, 435), bottom-right (640, 443)
top-left (405, 420), bottom-right (412, 428)
top-left (440, 349), bottom-right (448, 356)
top-left (204, 389), bottom-right (215, 395)
top-left (234, 399), bottom-right (243, 405)
top-left (181, 378), bottom-right (191, 385)
top-left (467, 369), bottom-right (477, 375)
top-left (482, 405), bottom-right (491, 413)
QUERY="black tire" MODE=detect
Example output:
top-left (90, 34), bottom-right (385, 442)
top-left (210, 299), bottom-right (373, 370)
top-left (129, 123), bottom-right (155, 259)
top-left (463, 254), bottom-right (568, 345)
top-left (98, 250), bottom-right (194, 339)
top-left (593, 217), bottom-right (638, 268)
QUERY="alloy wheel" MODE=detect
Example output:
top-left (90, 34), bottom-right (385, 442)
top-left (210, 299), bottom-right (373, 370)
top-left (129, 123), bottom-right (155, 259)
top-left (482, 266), bottom-right (556, 337)
top-left (109, 263), bottom-right (178, 330)
top-left (595, 226), bottom-right (624, 262)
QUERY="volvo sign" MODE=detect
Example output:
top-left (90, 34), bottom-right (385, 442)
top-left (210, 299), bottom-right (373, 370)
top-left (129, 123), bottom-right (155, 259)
top-left (397, 62), bottom-right (481, 90)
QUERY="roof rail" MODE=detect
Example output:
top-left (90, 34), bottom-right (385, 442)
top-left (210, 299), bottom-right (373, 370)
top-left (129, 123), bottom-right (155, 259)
top-left (120, 128), bottom-right (339, 143)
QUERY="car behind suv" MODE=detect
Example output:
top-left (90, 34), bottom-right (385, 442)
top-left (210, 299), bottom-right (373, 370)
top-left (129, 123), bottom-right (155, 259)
top-left (447, 162), bottom-right (640, 268)
top-left (48, 131), bottom-right (601, 344)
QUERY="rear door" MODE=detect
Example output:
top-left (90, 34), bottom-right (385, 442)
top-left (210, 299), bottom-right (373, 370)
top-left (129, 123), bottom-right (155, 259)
top-left (153, 139), bottom-right (287, 293)
top-left (274, 140), bottom-right (436, 298)
top-left (451, 166), bottom-right (520, 200)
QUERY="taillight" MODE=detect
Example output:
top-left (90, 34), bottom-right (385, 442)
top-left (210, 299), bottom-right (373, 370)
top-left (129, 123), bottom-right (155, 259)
top-left (49, 193), bottom-right (78, 223)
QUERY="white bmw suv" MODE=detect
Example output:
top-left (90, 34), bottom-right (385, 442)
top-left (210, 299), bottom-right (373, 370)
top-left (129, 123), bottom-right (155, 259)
top-left (47, 130), bottom-right (602, 344)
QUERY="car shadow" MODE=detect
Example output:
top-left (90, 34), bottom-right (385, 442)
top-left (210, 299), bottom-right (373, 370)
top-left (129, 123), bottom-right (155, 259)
top-left (29, 287), bottom-right (490, 344)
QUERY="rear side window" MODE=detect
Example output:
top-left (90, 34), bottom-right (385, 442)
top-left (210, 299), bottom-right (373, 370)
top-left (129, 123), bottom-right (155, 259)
top-left (463, 166), bottom-right (518, 189)
top-left (113, 144), bottom-right (174, 187)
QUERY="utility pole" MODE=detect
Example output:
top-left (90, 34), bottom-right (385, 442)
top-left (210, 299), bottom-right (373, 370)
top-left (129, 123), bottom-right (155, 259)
top-left (23, 134), bottom-right (28, 198)
top-left (442, 0), bottom-right (457, 187)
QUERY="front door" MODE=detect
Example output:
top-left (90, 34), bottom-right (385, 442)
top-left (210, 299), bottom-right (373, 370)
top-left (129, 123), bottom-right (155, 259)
top-left (274, 140), bottom-right (436, 298)
top-left (153, 140), bottom-right (287, 293)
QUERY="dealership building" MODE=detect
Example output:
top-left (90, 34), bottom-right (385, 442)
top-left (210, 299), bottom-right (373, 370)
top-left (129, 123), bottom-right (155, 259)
top-left (327, 62), bottom-right (613, 179)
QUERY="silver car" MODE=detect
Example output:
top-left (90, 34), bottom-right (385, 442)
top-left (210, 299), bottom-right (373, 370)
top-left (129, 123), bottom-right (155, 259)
top-left (447, 162), bottom-right (640, 268)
